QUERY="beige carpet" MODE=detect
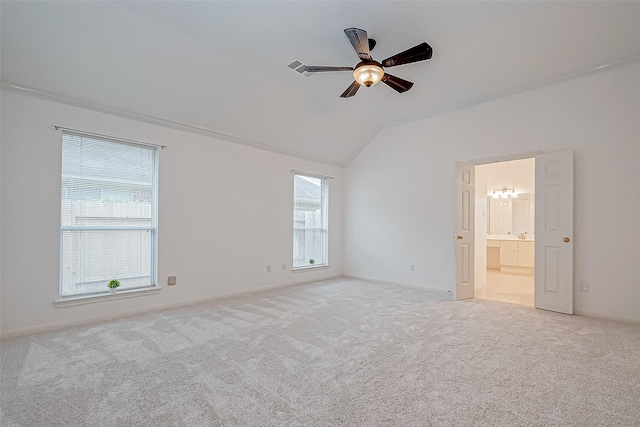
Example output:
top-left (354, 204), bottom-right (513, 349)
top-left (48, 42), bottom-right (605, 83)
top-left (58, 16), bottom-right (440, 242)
top-left (1, 277), bottom-right (639, 426)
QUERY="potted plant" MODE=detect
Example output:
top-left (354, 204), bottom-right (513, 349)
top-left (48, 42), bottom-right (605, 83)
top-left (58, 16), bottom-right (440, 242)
top-left (107, 279), bottom-right (121, 295)
top-left (309, 259), bottom-right (315, 265)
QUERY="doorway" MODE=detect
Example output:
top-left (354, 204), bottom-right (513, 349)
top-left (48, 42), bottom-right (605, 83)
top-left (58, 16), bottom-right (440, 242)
top-left (455, 151), bottom-right (574, 314)
top-left (474, 158), bottom-right (535, 307)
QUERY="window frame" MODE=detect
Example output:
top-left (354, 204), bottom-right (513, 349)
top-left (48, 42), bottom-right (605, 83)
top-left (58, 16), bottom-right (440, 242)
top-left (292, 172), bottom-right (329, 270)
top-left (59, 131), bottom-right (159, 298)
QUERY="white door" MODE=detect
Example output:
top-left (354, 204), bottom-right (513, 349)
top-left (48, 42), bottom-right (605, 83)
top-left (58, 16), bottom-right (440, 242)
top-left (534, 150), bottom-right (574, 314)
top-left (455, 162), bottom-right (474, 300)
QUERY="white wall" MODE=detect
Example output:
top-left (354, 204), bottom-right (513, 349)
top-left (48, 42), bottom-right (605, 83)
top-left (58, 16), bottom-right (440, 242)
top-left (344, 62), bottom-right (640, 323)
top-left (0, 91), bottom-right (344, 337)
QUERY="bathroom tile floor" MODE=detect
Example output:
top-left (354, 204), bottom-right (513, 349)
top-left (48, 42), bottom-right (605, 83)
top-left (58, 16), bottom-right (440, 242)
top-left (475, 269), bottom-right (534, 307)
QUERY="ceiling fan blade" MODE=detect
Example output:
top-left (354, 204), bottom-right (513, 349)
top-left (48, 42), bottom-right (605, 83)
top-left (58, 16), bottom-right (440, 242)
top-left (304, 66), bottom-right (354, 73)
top-left (381, 73), bottom-right (414, 93)
top-left (368, 38), bottom-right (377, 52)
top-left (381, 42), bottom-right (433, 68)
top-left (344, 28), bottom-right (371, 60)
top-left (340, 81), bottom-right (361, 98)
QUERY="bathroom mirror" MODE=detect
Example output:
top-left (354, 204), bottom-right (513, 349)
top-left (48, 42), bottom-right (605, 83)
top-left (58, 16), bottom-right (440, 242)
top-left (487, 193), bottom-right (534, 236)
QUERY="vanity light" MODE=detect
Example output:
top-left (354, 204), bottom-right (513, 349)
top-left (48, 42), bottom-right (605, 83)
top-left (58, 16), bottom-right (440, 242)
top-left (491, 187), bottom-right (518, 199)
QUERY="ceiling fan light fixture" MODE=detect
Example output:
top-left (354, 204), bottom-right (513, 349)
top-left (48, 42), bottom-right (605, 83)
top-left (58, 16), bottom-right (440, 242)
top-left (353, 63), bottom-right (384, 87)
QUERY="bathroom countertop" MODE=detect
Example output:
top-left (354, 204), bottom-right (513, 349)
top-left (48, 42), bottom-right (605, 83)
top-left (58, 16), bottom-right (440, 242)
top-left (486, 235), bottom-right (535, 242)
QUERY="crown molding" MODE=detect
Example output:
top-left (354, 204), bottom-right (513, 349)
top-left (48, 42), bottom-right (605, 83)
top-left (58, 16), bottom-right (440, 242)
top-left (7, 51), bottom-right (638, 170)
top-left (0, 80), bottom-right (344, 168)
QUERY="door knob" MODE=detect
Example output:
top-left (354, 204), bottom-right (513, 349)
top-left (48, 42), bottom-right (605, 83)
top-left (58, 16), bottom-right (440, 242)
top-left (563, 237), bottom-right (570, 243)
top-left (457, 235), bottom-right (463, 240)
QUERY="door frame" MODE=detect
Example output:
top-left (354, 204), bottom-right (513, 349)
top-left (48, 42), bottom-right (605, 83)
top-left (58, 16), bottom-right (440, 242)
top-left (464, 150), bottom-right (543, 300)
top-left (468, 151), bottom-right (543, 167)
top-left (460, 150), bottom-right (541, 302)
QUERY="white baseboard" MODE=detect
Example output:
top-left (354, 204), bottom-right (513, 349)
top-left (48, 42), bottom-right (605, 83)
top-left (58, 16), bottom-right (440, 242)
top-left (574, 309), bottom-right (640, 325)
top-left (343, 275), bottom-right (640, 324)
top-left (342, 274), bottom-right (452, 296)
top-left (6, 275), bottom-right (633, 339)
top-left (0, 275), bottom-right (343, 340)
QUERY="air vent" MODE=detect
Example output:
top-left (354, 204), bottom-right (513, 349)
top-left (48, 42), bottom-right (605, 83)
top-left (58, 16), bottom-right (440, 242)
top-left (288, 59), bottom-right (315, 77)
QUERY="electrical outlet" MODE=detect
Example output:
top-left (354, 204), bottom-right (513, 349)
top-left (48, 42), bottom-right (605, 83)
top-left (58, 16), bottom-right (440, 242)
top-left (410, 265), bottom-right (415, 272)
top-left (267, 265), bottom-right (271, 273)
top-left (168, 276), bottom-right (177, 286)
top-left (581, 281), bottom-right (589, 292)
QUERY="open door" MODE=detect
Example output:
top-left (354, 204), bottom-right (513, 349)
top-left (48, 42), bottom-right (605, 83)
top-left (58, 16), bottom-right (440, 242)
top-left (534, 150), bottom-right (574, 314)
top-left (455, 162), bottom-right (474, 300)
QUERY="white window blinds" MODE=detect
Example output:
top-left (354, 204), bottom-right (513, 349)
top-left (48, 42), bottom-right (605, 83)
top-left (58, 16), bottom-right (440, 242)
top-left (60, 131), bottom-right (158, 296)
top-left (293, 173), bottom-right (328, 268)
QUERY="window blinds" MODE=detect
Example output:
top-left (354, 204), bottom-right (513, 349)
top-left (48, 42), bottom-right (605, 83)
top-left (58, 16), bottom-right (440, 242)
top-left (293, 173), bottom-right (328, 268)
top-left (60, 131), bottom-right (157, 296)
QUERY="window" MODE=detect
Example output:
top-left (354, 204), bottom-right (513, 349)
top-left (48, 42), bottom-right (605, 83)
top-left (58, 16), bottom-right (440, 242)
top-left (293, 173), bottom-right (328, 268)
top-left (60, 132), bottom-right (158, 297)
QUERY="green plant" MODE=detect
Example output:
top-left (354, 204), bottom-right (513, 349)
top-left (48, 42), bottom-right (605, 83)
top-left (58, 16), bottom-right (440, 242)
top-left (309, 259), bottom-right (315, 265)
top-left (107, 279), bottom-right (121, 289)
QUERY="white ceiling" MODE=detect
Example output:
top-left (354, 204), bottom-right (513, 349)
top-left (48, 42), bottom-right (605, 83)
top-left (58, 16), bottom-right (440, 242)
top-left (2, 1), bottom-right (640, 167)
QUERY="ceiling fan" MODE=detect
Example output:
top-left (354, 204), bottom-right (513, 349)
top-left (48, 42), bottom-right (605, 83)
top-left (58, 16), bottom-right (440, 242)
top-left (299, 28), bottom-right (433, 98)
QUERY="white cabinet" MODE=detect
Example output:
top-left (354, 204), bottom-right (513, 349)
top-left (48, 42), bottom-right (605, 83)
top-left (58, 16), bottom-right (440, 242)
top-left (489, 239), bottom-right (535, 273)
top-left (487, 240), bottom-right (500, 269)
top-left (499, 241), bottom-right (519, 266)
top-left (517, 241), bottom-right (535, 268)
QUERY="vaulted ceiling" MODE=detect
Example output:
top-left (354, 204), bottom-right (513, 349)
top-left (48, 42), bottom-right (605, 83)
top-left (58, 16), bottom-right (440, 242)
top-left (2, 1), bottom-right (639, 166)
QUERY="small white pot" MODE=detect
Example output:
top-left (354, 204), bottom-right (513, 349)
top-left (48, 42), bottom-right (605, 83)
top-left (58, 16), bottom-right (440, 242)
top-left (109, 288), bottom-right (116, 295)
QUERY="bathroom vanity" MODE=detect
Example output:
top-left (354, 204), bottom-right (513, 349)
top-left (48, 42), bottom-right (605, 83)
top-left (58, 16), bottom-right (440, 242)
top-left (487, 236), bottom-right (534, 275)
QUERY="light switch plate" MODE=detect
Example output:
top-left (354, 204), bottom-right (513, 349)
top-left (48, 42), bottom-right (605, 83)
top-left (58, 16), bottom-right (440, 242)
top-left (168, 276), bottom-right (177, 286)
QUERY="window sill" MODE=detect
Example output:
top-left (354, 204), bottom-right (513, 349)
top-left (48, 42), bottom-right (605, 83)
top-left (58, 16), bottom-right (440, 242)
top-left (54, 287), bottom-right (161, 308)
top-left (292, 264), bottom-right (330, 272)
